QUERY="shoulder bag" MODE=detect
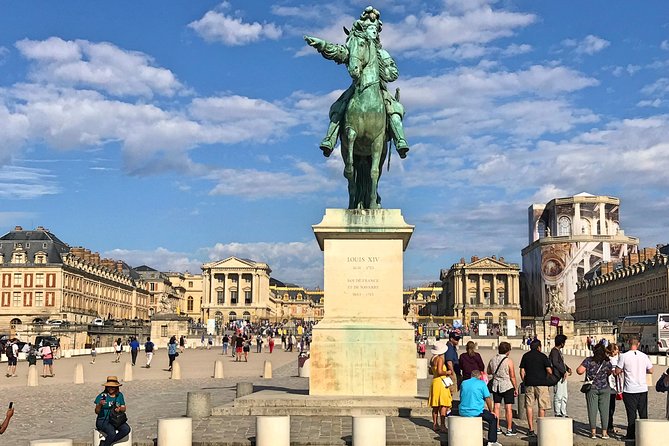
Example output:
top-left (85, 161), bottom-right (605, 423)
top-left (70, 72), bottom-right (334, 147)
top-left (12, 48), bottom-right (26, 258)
top-left (580, 360), bottom-right (604, 394)
top-left (487, 356), bottom-right (507, 392)
top-left (108, 402), bottom-right (128, 428)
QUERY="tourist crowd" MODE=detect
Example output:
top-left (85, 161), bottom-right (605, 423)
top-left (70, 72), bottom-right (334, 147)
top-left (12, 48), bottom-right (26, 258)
top-left (426, 332), bottom-right (663, 445)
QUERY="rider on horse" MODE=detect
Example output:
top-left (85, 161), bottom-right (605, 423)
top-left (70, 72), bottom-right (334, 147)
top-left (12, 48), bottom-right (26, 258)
top-left (306, 6), bottom-right (409, 160)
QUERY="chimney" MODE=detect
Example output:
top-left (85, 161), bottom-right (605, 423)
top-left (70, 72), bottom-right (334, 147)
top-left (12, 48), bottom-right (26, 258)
top-left (116, 261), bottom-right (124, 273)
top-left (91, 252), bottom-right (100, 264)
top-left (499, 257), bottom-right (505, 262)
top-left (14, 226), bottom-right (22, 231)
top-left (460, 257), bottom-right (465, 264)
top-left (36, 226), bottom-right (45, 231)
top-left (492, 255), bottom-right (496, 260)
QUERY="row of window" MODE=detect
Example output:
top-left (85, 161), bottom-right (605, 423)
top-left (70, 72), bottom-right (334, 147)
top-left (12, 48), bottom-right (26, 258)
top-left (1, 272), bottom-right (55, 288)
top-left (1, 291), bottom-right (55, 307)
top-left (215, 290), bottom-right (252, 305)
top-left (468, 291), bottom-right (507, 305)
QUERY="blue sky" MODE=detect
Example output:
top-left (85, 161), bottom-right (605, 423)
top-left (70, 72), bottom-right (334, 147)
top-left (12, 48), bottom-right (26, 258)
top-left (1, 0), bottom-right (668, 288)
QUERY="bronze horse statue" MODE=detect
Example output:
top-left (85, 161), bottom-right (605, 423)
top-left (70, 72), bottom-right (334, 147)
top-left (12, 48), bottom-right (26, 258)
top-left (306, 11), bottom-right (406, 209)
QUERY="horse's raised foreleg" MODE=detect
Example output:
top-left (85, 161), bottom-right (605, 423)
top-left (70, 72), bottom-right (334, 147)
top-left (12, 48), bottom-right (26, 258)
top-left (343, 127), bottom-right (357, 209)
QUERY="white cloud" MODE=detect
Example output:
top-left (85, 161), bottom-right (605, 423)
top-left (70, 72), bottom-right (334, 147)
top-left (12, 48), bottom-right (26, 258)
top-left (0, 46), bottom-right (8, 65)
top-left (299, 2), bottom-right (534, 60)
top-left (562, 34), bottom-right (610, 55)
top-left (207, 161), bottom-right (336, 198)
top-left (105, 247), bottom-right (203, 274)
top-left (661, 40), bottom-right (669, 51)
top-left (501, 43), bottom-right (532, 57)
top-left (189, 11), bottom-right (282, 45)
top-left (641, 78), bottom-right (669, 97)
top-left (204, 241), bottom-right (323, 287)
top-left (0, 165), bottom-right (60, 199)
top-left (612, 64), bottom-right (641, 77)
top-left (16, 37), bottom-right (183, 98)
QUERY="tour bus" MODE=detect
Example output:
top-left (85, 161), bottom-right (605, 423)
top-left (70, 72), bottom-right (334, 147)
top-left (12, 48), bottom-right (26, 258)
top-left (616, 314), bottom-right (669, 354)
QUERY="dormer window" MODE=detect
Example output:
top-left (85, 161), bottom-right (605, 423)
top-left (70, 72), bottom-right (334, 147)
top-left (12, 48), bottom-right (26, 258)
top-left (34, 252), bottom-right (47, 264)
top-left (11, 252), bottom-right (26, 264)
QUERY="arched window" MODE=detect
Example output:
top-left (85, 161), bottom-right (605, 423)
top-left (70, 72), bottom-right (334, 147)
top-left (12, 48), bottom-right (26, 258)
top-left (581, 218), bottom-right (591, 235)
top-left (228, 311), bottom-right (237, 321)
top-left (470, 312), bottom-right (479, 323)
top-left (558, 216), bottom-right (571, 236)
top-left (485, 312), bottom-right (493, 325)
top-left (10, 318), bottom-right (21, 327)
top-left (187, 296), bottom-right (194, 312)
top-left (537, 220), bottom-right (547, 238)
top-left (243, 311), bottom-right (251, 321)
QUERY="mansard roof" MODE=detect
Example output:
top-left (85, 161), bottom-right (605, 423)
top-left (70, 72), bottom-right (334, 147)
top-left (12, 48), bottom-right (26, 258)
top-left (0, 226), bottom-right (70, 264)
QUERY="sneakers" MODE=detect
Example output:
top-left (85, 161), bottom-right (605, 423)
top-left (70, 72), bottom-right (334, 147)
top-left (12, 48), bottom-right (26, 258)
top-left (487, 442), bottom-right (503, 446)
top-left (527, 430), bottom-right (537, 437)
top-left (505, 429), bottom-right (517, 436)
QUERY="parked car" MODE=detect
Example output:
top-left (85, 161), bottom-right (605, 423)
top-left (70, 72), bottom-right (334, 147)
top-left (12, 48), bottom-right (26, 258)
top-left (34, 336), bottom-right (59, 348)
top-left (92, 318), bottom-right (104, 326)
top-left (46, 319), bottom-right (64, 326)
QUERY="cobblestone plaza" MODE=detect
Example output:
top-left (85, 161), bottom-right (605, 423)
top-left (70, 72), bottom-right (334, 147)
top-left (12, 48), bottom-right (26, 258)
top-left (1, 345), bottom-right (667, 445)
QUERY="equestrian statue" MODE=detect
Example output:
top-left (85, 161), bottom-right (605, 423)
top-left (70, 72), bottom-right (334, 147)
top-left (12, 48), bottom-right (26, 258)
top-left (305, 6), bottom-right (409, 209)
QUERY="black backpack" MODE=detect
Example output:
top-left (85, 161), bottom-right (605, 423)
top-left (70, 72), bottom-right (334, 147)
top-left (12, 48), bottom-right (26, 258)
top-left (5, 343), bottom-right (14, 358)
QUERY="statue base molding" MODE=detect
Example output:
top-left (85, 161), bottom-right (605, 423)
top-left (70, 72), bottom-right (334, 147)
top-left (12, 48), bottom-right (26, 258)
top-left (310, 209), bottom-right (416, 397)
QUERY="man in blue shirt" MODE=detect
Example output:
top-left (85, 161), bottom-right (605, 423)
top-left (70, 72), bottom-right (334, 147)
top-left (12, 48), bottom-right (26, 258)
top-left (444, 333), bottom-right (461, 389)
top-left (459, 369), bottom-right (500, 446)
top-left (129, 337), bottom-right (140, 366)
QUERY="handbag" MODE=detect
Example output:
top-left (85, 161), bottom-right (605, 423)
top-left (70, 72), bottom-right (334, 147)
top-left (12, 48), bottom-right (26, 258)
top-left (580, 361), bottom-right (604, 394)
top-left (487, 356), bottom-right (507, 392)
top-left (108, 403), bottom-right (128, 428)
top-left (441, 376), bottom-right (454, 387)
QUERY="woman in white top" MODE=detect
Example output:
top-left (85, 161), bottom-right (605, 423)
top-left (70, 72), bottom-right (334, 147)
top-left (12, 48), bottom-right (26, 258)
top-left (606, 343), bottom-right (623, 437)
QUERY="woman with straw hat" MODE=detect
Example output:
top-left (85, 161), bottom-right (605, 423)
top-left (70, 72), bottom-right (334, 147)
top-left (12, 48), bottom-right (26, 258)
top-left (94, 376), bottom-right (130, 446)
top-left (428, 340), bottom-right (453, 433)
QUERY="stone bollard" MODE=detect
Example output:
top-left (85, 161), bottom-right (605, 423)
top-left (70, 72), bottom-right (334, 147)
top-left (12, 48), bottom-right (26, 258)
top-left (171, 360), bottom-right (181, 380)
top-left (416, 358), bottom-right (428, 380)
top-left (299, 358), bottom-right (311, 378)
top-left (256, 416), bottom-right (290, 446)
top-left (214, 360), bottom-right (224, 378)
top-left (659, 356), bottom-right (667, 366)
top-left (651, 355), bottom-right (658, 365)
top-left (124, 362), bottom-right (133, 382)
top-left (30, 441), bottom-right (73, 446)
top-left (636, 419), bottom-right (669, 446)
top-left (63, 350), bottom-right (72, 358)
top-left (263, 360), bottom-right (272, 379)
top-left (353, 415), bottom-right (386, 446)
top-left (74, 363), bottom-right (84, 384)
top-left (186, 391), bottom-right (211, 418)
top-left (158, 417), bottom-right (192, 446)
top-left (93, 428), bottom-right (132, 446)
top-left (448, 416), bottom-right (483, 446)
top-left (236, 382), bottom-right (254, 398)
top-left (492, 343), bottom-right (497, 350)
top-left (28, 364), bottom-right (39, 387)
top-left (538, 417), bottom-right (573, 446)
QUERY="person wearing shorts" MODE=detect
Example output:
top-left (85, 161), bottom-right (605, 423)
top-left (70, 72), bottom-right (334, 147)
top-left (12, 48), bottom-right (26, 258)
top-left (487, 341), bottom-right (518, 436)
top-left (519, 339), bottom-right (554, 437)
top-left (235, 334), bottom-right (244, 362)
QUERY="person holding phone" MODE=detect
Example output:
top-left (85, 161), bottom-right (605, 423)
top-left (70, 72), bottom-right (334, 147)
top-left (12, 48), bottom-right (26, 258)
top-left (94, 376), bottom-right (130, 445)
top-left (0, 402), bottom-right (13, 434)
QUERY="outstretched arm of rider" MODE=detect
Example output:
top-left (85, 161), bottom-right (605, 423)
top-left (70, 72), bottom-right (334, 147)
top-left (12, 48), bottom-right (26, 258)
top-left (304, 35), bottom-right (349, 64)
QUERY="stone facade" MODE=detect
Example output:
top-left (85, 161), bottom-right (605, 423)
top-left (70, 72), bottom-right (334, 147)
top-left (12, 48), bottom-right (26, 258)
top-left (403, 284), bottom-right (443, 322)
top-left (522, 193), bottom-right (639, 316)
top-left (201, 256), bottom-right (276, 325)
top-left (166, 272), bottom-right (204, 322)
top-left (440, 256), bottom-right (521, 333)
top-left (270, 280), bottom-right (324, 322)
top-left (0, 226), bottom-right (150, 329)
top-left (134, 265), bottom-right (182, 316)
top-left (575, 247), bottom-right (669, 321)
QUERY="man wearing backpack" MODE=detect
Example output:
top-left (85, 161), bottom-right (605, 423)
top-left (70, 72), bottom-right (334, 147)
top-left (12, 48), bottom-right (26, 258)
top-left (144, 337), bottom-right (155, 368)
top-left (5, 340), bottom-right (18, 378)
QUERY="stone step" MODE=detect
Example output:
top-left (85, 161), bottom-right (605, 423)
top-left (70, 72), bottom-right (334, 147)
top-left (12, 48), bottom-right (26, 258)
top-left (212, 404), bottom-right (433, 417)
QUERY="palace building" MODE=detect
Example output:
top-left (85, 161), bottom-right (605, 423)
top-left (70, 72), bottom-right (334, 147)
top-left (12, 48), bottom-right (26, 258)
top-left (201, 256), bottom-right (277, 325)
top-left (521, 193), bottom-right (639, 316)
top-left (440, 256), bottom-right (521, 334)
top-left (403, 283), bottom-right (443, 322)
top-left (575, 247), bottom-right (669, 321)
top-left (0, 226), bottom-right (150, 329)
top-left (270, 279), bottom-right (324, 322)
top-left (166, 271), bottom-right (204, 323)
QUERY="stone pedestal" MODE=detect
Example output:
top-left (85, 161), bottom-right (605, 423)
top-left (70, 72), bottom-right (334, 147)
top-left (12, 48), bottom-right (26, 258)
top-left (352, 415), bottom-right (386, 445)
top-left (538, 417), bottom-right (573, 445)
top-left (310, 209), bottom-right (416, 397)
top-left (448, 416), bottom-right (483, 446)
top-left (150, 313), bottom-right (190, 348)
